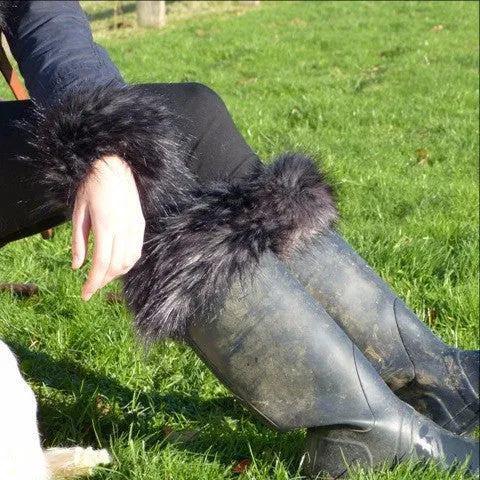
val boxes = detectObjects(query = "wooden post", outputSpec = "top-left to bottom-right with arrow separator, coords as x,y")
136,1 -> 166,28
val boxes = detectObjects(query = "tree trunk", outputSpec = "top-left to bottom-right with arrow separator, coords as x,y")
136,1 -> 166,28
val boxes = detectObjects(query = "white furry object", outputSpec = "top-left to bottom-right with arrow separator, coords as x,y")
0,340 -> 111,479
45,447 -> 112,478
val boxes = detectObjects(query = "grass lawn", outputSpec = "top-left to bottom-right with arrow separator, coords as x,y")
0,1 -> 478,478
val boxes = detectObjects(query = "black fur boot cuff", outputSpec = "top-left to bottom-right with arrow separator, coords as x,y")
124,153 -> 337,341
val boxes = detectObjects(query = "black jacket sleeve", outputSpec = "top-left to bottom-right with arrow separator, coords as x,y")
3,1 -> 197,220
4,0 -> 124,106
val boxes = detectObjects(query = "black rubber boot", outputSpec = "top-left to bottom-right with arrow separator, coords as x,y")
122,152 -> 477,477
187,252 -> 479,478
286,231 -> 479,436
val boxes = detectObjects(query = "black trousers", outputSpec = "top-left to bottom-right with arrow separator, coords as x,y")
0,83 -> 260,247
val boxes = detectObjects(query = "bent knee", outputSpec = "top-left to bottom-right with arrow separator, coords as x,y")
181,82 -> 228,116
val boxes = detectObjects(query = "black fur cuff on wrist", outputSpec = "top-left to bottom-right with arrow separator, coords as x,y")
21,83 -> 195,218
124,153 -> 337,341
21,83 -> 336,342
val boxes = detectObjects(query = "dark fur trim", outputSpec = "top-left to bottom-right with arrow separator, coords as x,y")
0,2 -> 9,32
20,84 -> 196,219
0,2 -> 19,35
124,153 -> 337,341
20,82 -> 336,342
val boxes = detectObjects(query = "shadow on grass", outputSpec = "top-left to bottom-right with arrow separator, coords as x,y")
6,340 -> 305,473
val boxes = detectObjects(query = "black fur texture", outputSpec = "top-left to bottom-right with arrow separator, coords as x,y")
0,2 -> 19,35
124,153 -> 337,341
0,2 -> 10,32
24,83 -> 336,341
21,84 -> 196,219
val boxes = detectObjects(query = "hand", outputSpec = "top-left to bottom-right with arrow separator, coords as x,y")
71,155 -> 145,301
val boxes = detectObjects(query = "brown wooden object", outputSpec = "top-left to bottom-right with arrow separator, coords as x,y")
0,43 -> 29,100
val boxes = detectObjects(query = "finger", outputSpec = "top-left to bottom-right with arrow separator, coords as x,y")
82,227 -> 114,301
71,201 -> 91,270
98,234 -> 129,292
100,223 -> 145,289
124,221 -> 145,269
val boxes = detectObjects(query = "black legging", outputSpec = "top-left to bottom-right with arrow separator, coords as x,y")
0,83 -> 260,247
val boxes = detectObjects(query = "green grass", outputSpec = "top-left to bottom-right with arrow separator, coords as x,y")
0,1 -> 478,478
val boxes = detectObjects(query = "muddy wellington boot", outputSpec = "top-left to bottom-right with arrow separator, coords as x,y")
122,154 -> 478,478
286,230 -> 479,436
187,252 -> 479,478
